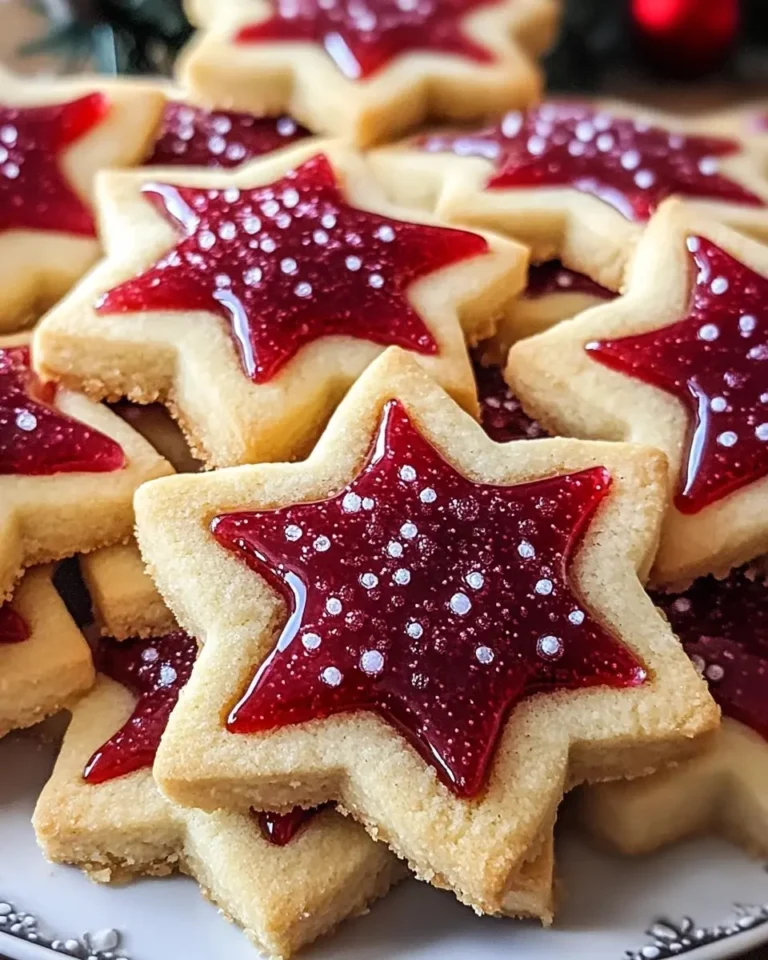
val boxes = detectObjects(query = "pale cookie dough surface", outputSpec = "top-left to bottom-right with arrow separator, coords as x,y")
34,141 -> 525,467
578,719 -> 768,859
1,334 -> 173,601
507,201 -> 768,587
0,566 -> 94,739
33,675 -> 405,958
134,348 -> 717,916
178,0 -> 558,146
0,67 -> 165,332
368,99 -> 768,292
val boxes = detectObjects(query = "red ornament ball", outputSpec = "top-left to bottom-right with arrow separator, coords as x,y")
631,0 -> 739,78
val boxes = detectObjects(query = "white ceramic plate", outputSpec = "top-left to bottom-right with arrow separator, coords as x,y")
3,724 -> 768,960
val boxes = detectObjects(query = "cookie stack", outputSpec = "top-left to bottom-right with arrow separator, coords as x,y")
0,0 -> 767,955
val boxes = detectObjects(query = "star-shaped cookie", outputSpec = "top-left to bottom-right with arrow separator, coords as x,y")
33,636 -> 405,958
178,0 -> 557,146
133,346 -> 716,915
579,561 -> 768,858
369,99 -> 768,291
0,67 -> 164,332
0,334 -> 172,601
508,201 -> 768,587
0,566 -> 93,739
34,141 -> 525,468
481,260 -> 615,365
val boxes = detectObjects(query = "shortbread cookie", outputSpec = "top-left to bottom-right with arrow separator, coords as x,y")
178,0 -> 557,146
698,102 -> 768,166
579,561 -> 768,857
508,201 -> 768,587
0,335 -> 172,601
481,261 -> 616,365
0,566 -> 94,738
0,67 -> 164,332
146,98 -> 312,168
134,347 -> 716,915
80,544 -> 175,641
369,100 -> 768,291
34,141 -> 525,467
33,633 -> 405,959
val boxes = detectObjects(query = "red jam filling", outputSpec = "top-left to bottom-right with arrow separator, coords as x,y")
145,103 -> 311,169
0,93 -> 108,237
524,260 -> 614,301
0,346 -> 124,476
211,400 -> 645,798
96,153 -> 487,384
0,604 -> 29,644
419,103 -> 764,221
256,807 -> 318,845
236,0 -> 496,80
651,563 -> 768,741
83,632 -> 196,784
587,237 -> 768,514
473,353 -> 548,442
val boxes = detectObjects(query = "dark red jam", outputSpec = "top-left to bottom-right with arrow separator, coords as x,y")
236,0 -> 497,80
0,93 -> 109,237
588,237 -> 768,514
652,563 -> 768,740
211,400 -> 645,798
473,354 -> 548,442
0,604 -> 29,644
256,807 -> 318,845
83,632 -> 196,784
0,346 -> 124,476
419,103 -> 764,221
145,102 -> 311,169
96,154 -> 487,383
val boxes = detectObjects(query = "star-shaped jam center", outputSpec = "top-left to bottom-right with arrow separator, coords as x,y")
145,102 -> 311,169
524,260 -> 614,301
96,153 -> 487,384
83,631 -> 197,784
473,353 -> 548,442
0,93 -> 108,237
0,604 -> 28,644
211,400 -> 645,798
419,103 -> 765,221
0,346 -> 125,476
587,237 -> 768,514
652,563 -> 768,740
236,0 -> 496,80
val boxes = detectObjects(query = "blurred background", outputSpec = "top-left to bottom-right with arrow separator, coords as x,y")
1,0 -> 767,112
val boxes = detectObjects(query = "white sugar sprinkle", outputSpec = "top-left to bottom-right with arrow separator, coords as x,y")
345,255 -> 362,271
537,635 -> 562,658
368,273 -> 384,289
450,592 -> 471,615
15,410 -> 37,431
326,597 -> 342,615
295,282 -> 313,298
400,522 -> 417,539
475,645 -> 494,664
342,492 -> 362,512
406,621 -> 423,638
313,535 -> 330,552
360,572 -> 379,589
535,578 -> 553,596
302,632 -> 321,650
399,465 -> 417,481
756,423 -> 768,441
360,650 -> 384,675
158,664 -> 177,687
321,666 -> 342,686
718,431 -> 738,447
710,396 -> 727,412
705,663 -> 724,681
244,267 -> 263,286
394,568 -> 411,585
223,187 -> 240,203
710,276 -> 728,295
376,225 -> 395,242
740,314 -> 757,335
285,524 -> 302,541
518,540 -> 535,559
387,541 -> 403,558
466,571 -> 484,590
698,323 -> 719,341
141,647 -> 158,662
281,257 -> 298,275
419,487 -> 437,503
568,609 -> 585,625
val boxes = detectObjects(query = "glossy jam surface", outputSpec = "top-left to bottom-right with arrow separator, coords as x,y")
420,103 -> 764,221
237,0 -> 496,80
0,604 -> 29,644
0,346 -> 124,476
652,563 -> 768,740
473,354 -> 548,442
524,260 -> 614,301
145,103 -> 310,169
0,93 -> 108,237
257,807 -> 318,845
587,237 -> 768,514
212,401 -> 644,798
97,154 -> 486,383
83,632 -> 196,784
